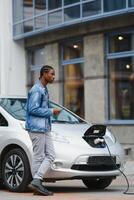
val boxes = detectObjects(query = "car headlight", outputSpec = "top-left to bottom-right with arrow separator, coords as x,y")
105,129 -> 116,143
51,131 -> 70,143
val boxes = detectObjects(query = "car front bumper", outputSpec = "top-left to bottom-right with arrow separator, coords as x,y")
45,156 -> 125,180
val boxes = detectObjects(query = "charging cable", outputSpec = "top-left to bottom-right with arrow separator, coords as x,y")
105,140 -> 134,195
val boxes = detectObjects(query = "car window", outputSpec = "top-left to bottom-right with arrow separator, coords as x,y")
0,98 -> 26,121
50,102 -> 86,124
0,113 -> 8,126
0,98 -> 86,124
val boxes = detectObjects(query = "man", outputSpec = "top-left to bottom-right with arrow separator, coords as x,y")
25,65 -> 61,195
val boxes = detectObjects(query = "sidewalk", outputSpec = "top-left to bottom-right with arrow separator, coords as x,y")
124,161 -> 134,175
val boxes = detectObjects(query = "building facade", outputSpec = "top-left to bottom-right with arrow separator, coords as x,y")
0,0 -> 134,158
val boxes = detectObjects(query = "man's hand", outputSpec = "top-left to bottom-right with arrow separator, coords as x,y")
53,108 -> 62,116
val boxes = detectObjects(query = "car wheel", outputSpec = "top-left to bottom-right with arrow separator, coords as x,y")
2,148 -> 32,192
82,178 -> 113,190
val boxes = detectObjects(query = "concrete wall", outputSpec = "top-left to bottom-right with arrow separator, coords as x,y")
108,126 -> 134,160
84,34 -> 105,123
0,0 -> 26,96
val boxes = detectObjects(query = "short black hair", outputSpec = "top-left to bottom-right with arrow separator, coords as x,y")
40,65 -> 54,77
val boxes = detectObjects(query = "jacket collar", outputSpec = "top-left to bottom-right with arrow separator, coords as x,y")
36,79 -> 47,89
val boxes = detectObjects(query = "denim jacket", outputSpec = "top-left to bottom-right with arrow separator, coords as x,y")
25,80 -> 53,133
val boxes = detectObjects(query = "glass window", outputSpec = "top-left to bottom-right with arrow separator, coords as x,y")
63,64 -> 84,118
31,48 -> 45,85
35,0 -> 46,15
24,20 -> 33,33
64,0 -> 80,6
33,48 -> 45,66
0,113 -> 8,126
109,33 -> 134,53
50,102 -> 85,123
64,5 -> 80,22
13,23 -> 23,35
0,98 -> 26,121
129,0 -> 134,7
83,0 -> 101,17
23,0 -> 33,19
35,15 -> 46,30
61,39 -> 84,118
108,57 -> 134,120
48,10 -> 62,26
63,41 -> 83,60
13,0 -> 23,22
48,0 -> 62,10
27,48 -> 45,87
0,98 -> 86,124
104,0 -> 126,12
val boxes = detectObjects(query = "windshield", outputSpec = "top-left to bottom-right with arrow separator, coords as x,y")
50,102 -> 86,124
0,98 -> 86,124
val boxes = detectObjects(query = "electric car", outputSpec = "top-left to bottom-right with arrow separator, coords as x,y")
0,97 -> 125,192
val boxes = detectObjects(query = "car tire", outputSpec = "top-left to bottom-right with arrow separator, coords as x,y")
82,178 -> 113,190
2,148 -> 32,192
0,180 -> 5,189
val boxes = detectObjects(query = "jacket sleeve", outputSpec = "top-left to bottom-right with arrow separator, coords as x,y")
28,91 -> 53,118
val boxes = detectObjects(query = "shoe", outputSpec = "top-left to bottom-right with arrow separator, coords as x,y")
33,189 -> 53,196
29,178 -> 53,196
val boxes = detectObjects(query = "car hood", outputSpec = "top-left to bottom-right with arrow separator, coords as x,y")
52,123 -> 90,138
20,121 -> 114,144
20,120 -> 90,139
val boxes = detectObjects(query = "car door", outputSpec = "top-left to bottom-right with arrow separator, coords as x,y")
0,111 -> 9,153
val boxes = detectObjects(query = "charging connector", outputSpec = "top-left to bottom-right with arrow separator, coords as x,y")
94,138 -> 104,145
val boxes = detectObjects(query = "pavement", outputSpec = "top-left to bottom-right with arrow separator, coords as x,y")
124,160 -> 134,175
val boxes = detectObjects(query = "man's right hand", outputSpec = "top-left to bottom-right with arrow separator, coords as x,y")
53,108 -> 62,116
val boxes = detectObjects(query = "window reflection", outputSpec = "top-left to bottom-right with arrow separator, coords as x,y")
35,0 -> 46,15
48,0 -> 62,10
23,0 -> 33,19
0,99 -> 26,121
24,20 -> 33,33
63,41 -> 83,60
64,64 -> 84,118
50,102 -> 85,124
64,5 -> 80,22
129,0 -> 134,7
109,57 -> 134,119
109,33 -> 134,53
64,0 -> 80,6
27,48 -> 45,87
13,0 -> 23,22
35,15 -> 46,30
31,70 -> 40,85
104,0 -> 126,12
13,23 -> 23,35
48,10 -> 62,26
83,0 -> 101,17
13,0 -> 134,37
62,40 -> 84,117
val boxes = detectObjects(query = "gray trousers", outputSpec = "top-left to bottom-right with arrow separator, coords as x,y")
28,132 -> 55,180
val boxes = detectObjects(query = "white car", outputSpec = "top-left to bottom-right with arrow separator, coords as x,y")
0,97 -> 125,192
